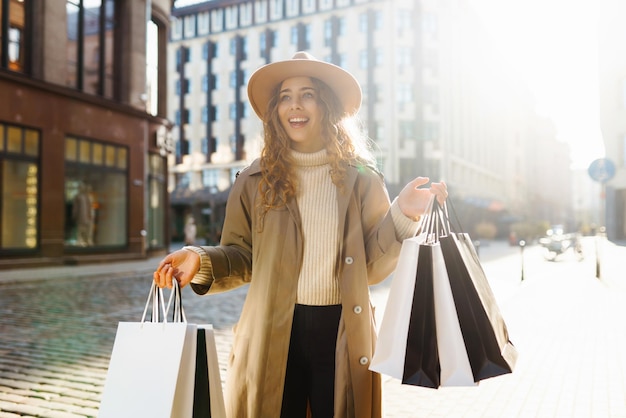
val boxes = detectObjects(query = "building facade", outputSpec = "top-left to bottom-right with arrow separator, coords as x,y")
598,0 -> 626,240
168,0 -> 572,242
0,0 -> 174,268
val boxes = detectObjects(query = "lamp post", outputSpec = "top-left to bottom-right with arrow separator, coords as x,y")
587,158 -> 615,280
519,239 -> 526,281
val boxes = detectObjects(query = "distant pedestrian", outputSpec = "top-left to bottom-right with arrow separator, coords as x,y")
183,215 -> 196,245
154,52 -> 447,418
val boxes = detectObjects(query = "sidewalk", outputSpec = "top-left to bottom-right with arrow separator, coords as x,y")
0,243 -> 189,285
0,238 -> 625,417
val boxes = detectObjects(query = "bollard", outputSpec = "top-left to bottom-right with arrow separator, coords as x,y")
519,239 -> 526,281
595,227 -> 606,279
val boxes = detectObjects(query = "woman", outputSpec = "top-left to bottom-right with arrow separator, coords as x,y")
153,52 -> 447,418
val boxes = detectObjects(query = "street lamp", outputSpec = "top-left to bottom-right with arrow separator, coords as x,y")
519,240 -> 526,282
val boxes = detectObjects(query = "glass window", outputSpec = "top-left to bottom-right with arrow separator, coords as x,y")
286,0 -> 298,17
270,0 -> 283,20
184,14 -> 196,38
290,26 -> 298,44
171,17 -> 182,40
255,0 -> 267,23
324,19 -> 332,45
7,126 -> 22,153
359,13 -> 367,32
24,129 -> 39,156
359,50 -> 368,69
1,0 -> 28,72
240,2 -> 252,26
338,17 -> 346,36
146,20 -> 159,116
147,153 -> 165,248
65,0 -> 116,98
225,5 -> 238,30
2,161 -> 38,249
0,123 -> 40,251
92,142 -> 103,165
66,137 -> 77,160
64,137 -> 128,248
320,0 -> 332,10
79,139 -> 91,163
198,11 -> 209,35
211,9 -> 223,32
303,0 -> 315,13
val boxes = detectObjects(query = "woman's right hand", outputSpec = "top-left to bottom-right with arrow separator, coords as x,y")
153,249 -> 200,289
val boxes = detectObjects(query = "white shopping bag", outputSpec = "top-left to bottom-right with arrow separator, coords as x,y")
99,321 -> 196,418
369,233 -> 426,379
432,244 -> 476,386
99,282 -> 225,418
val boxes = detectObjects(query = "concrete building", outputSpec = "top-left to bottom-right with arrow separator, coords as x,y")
168,0 -> 572,242
598,0 -> 626,240
0,0 -> 174,268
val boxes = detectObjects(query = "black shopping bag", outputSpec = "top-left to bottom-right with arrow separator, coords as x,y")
401,243 -> 441,388
439,221 -> 517,382
194,328 -> 212,417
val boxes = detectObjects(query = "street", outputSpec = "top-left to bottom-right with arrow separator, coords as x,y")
0,237 -> 625,417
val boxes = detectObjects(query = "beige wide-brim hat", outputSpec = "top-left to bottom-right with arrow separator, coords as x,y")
247,51 -> 362,119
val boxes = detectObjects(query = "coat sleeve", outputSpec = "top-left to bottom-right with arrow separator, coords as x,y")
190,168 -> 256,295
357,167 -> 410,286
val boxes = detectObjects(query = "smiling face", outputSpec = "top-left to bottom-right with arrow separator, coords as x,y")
277,76 -> 324,153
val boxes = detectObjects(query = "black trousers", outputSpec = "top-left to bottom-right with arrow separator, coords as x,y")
281,304 -> 342,418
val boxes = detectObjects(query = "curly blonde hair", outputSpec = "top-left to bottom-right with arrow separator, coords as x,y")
257,77 -> 375,223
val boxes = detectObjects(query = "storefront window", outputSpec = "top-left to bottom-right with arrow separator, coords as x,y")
64,136 -> 127,248
147,153 -> 166,248
0,123 -> 40,250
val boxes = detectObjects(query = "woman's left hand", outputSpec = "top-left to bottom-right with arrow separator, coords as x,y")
397,177 -> 448,220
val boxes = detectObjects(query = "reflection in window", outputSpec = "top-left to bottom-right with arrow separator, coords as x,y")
0,123 -> 40,250
148,154 -> 165,248
1,0 -> 28,72
66,0 -> 116,97
146,20 -> 159,116
64,136 -> 127,248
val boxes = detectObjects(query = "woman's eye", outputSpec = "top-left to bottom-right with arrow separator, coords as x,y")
303,92 -> 314,99
280,95 -> 290,102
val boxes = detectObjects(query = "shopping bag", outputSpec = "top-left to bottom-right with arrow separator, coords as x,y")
432,243 -> 476,386
99,281 -> 226,418
99,282 -> 194,418
440,230 -> 517,381
369,233 -> 426,379
370,195 -> 436,379
372,197 -> 516,388
401,242 -> 440,388
194,325 -> 227,418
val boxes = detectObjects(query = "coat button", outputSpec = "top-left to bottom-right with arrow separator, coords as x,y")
359,356 -> 369,365
345,256 -> 354,264
353,305 -> 362,314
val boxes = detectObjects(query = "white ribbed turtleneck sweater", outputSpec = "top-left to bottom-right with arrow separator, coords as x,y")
291,149 -> 341,305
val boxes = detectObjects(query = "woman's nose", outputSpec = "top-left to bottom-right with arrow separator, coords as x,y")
290,97 -> 302,109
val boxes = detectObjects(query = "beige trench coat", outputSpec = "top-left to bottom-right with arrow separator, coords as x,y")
192,158 -> 405,418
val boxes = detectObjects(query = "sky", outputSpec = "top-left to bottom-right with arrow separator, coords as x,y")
468,0 -> 606,169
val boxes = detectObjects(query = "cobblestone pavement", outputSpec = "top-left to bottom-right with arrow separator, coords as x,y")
0,238 -> 625,417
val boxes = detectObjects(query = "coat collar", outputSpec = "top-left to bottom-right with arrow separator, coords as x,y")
241,157 -> 378,227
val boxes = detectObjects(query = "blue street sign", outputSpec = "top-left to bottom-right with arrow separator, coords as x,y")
588,158 -> 616,183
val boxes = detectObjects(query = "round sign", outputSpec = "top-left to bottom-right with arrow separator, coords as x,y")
588,158 -> 616,183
